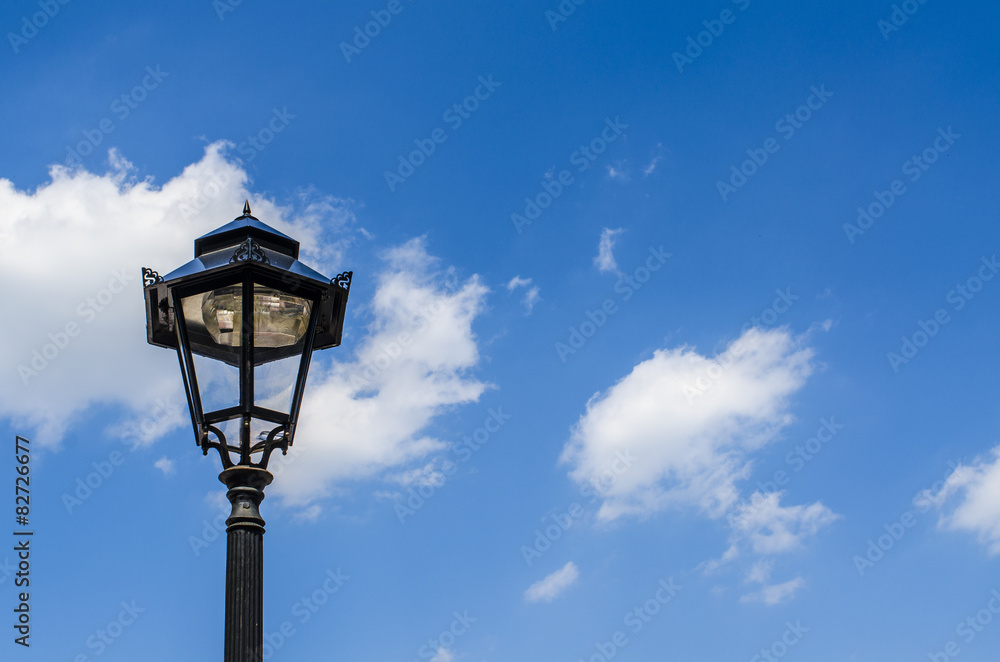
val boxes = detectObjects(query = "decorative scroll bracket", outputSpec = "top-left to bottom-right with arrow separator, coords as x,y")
230,239 -> 270,265
201,423 -> 290,471
332,271 -> 353,293
142,267 -> 163,287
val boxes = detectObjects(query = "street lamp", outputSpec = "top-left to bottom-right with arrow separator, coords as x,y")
142,202 -> 351,662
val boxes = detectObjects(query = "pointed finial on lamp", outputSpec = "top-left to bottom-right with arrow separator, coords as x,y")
242,200 -> 252,217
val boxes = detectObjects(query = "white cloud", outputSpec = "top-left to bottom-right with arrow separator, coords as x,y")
700,544 -> 740,576
739,552 -> 810,606
524,561 -> 579,603
562,327 -> 834,601
643,156 -> 662,177
923,446 -> 1000,554
507,276 -> 531,291
561,327 -> 814,521
740,577 -> 806,605
594,228 -> 624,275
730,491 -> 839,555
387,462 -> 446,489
507,275 -> 541,314
154,457 -> 175,475
0,144 -> 492,512
521,287 -> 541,313
430,648 -> 454,662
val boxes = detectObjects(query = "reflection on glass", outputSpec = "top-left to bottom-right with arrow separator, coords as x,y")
184,284 -> 312,348
254,354 -> 299,415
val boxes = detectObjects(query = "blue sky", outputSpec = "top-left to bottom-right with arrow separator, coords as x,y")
3,0 -> 1000,660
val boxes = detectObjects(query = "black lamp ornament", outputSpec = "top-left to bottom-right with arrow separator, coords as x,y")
143,202 -> 351,662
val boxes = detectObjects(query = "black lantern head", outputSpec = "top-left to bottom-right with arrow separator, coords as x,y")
143,203 -> 351,469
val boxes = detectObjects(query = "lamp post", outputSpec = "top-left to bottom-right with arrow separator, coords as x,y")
142,202 -> 351,662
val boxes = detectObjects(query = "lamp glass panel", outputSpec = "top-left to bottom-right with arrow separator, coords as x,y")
180,289 -> 239,365
249,284 -> 312,349
178,281 -> 312,420
180,284 -> 312,357
252,280 -> 313,417
200,285 -> 241,345
178,289 -> 239,415
191,354 -> 240,414
254,354 -> 300,416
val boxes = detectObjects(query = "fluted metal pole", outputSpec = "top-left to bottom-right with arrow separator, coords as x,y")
219,466 -> 273,662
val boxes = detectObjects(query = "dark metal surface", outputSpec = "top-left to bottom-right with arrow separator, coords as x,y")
220,466 -> 273,662
171,288 -> 205,438
194,202 -> 300,260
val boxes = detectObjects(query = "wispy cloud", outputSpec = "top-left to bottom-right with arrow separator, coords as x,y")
387,462 -> 446,489
607,164 -> 629,181
644,143 -> 664,177
292,504 -> 323,523
507,276 -> 531,291
524,561 -> 579,603
430,648 -> 454,662
744,559 -> 773,584
507,275 -> 541,314
594,228 -> 624,275
521,286 -> 541,313
154,457 -> 175,475
729,491 -> 838,556
740,577 -> 806,605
